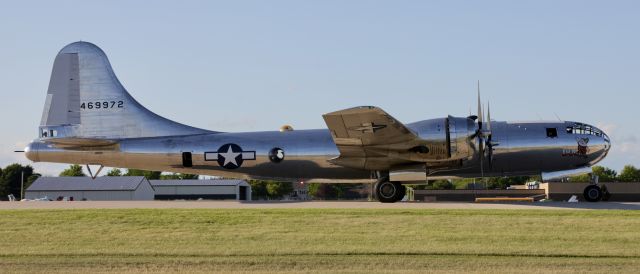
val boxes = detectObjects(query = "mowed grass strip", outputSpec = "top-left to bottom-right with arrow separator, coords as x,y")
1,209 -> 640,273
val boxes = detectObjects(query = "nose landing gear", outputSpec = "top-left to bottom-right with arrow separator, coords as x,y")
582,175 -> 611,202
374,177 -> 406,203
583,185 -> 603,202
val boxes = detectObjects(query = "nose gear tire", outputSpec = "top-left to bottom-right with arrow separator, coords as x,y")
583,185 -> 603,202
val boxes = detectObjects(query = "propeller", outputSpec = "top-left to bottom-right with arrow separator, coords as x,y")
475,82 -> 485,181
474,81 -> 496,181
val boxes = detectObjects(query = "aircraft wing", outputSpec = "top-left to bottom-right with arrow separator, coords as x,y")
322,106 -> 421,170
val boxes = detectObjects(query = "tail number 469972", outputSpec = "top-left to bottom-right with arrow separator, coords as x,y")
80,101 -> 124,110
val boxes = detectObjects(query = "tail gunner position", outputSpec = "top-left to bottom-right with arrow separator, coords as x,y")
23,42 -> 611,202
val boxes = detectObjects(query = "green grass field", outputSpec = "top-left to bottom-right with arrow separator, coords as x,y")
1,209 -> 640,273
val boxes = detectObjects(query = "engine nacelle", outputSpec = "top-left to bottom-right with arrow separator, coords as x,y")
409,116 -> 476,161
447,116 -> 476,161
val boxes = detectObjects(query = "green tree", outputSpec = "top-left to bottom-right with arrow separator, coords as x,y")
178,173 -> 199,180
248,180 -> 268,199
124,169 -> 161,180
409,184 -> 428,190
266,181 -> 293,199
331,184 -> 349,199
307,183 -> 321,198
0,164 -> 35,199
431,180 -> 454,190
307,183 -> 353,200
484,176 -> 533,189
59,164 -> 86,177
569,173 -> 591,183
27,174 -> 41,186
159,173 -> 199,180
106,168 -> 122,176
570,166 -> 621,182
619,165 -> 640,182
592,166 -> 617,182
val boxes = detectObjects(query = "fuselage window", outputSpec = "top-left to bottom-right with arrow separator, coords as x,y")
546,128 -> 558,138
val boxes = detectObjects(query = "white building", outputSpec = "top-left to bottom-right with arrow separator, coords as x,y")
26,176 -> 155,201
150,179 -> 251,201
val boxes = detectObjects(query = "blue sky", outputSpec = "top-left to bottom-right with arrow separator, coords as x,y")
0,0 -> 638,176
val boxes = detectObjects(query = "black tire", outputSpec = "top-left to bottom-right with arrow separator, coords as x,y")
583,185 -> 603,202
397,184 -> 407,201
372,176 -> 387,201
375,178 -> 400,203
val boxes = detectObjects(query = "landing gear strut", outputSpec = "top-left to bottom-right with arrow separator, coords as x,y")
374,177 -> 406,203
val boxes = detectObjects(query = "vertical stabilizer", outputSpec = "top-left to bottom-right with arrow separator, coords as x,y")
39,42 -> 211,139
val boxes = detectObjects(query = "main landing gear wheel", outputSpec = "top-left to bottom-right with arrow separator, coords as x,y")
583,185 -> 603,202
375,178 -> 406,203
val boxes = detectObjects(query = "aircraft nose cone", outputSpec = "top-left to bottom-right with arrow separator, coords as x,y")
588,131 -> 611,166
603,133 -> 611,153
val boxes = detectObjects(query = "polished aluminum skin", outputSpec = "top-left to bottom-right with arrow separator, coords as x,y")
25,42 -> 611,183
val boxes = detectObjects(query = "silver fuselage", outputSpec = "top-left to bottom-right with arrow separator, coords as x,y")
24,42 -> 611,182
26,119 -> 610,183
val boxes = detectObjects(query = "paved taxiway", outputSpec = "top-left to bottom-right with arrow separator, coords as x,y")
1,201 -> 640,210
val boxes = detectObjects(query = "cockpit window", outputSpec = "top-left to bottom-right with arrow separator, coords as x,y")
566,123 -> 603,137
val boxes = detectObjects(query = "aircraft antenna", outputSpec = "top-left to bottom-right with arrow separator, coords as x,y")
554,112 -> 562,121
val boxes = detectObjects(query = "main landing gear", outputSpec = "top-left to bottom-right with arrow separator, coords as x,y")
375,177 -> 406,203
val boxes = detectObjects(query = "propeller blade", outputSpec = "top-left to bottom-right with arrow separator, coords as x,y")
477,80 -> 483,124
482,104 -> 486,130
485,102 -> 494,169
487,101 -> 491,132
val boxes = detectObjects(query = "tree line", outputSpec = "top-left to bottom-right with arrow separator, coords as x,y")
247,180 -> 294,200
568,165 -> 640,183
58,164 -> 199,180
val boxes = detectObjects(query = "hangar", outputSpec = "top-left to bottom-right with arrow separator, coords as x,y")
25,176 -> 155,201
150,179 -> 251,201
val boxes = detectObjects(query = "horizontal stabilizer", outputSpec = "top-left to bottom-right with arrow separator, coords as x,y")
45,137 -> 118,148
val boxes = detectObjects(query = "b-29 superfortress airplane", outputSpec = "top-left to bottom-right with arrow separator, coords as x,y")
23,42 -> 611,202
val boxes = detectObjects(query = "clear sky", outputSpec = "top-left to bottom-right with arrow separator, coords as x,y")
1,0 -> 638,176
